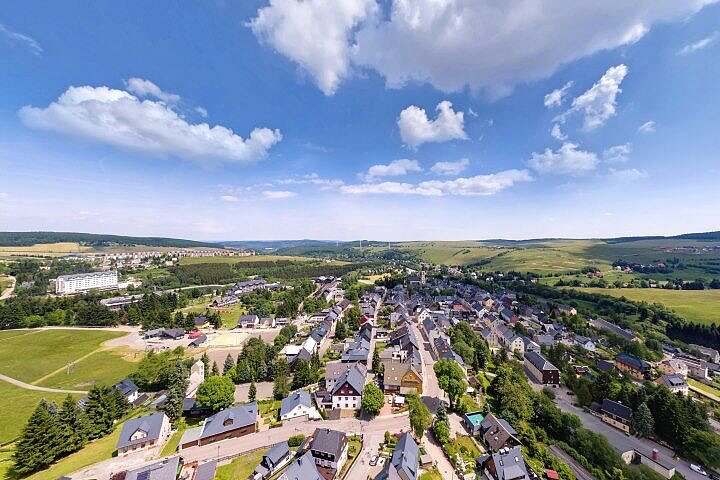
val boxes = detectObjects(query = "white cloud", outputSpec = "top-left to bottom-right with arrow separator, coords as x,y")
124,78 -> 180,103
263,190 -> 297,199
467,108 -> 479,118
609,167 -> 647,181
544,81 -> 573,108
603,143 -> 632,163
430,158 -> 470,176
0,192 -> 7,199
528,142 -> 599,176
220,195 -> 239,202
638,121 -> 656,134
277,173 -> 344,189
678,32 -> 718,54
364,159 -> 422,180
250,0 -> 714,96
398,101 -> 467,148
550,124 -> 568,141
341,168 -> 531,196
19,84 -> 282,164
0,23 -> 42,56
558,64 -> 628,130
196,106 -> 208,118
248,0 -> 377,95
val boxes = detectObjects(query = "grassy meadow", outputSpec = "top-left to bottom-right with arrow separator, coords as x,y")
178,254 -> 321,265
0,242 -> 94,257
0,381 -> 74,444
578,288 -> 720,325
0,330 -> 127,384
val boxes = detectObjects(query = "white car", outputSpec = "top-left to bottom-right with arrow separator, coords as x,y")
691,464 -> 708,476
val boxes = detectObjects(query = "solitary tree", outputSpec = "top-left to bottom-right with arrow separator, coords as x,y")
361,383 -> 384,415
633,402 -> 655,438
223,354 -> 235,375
273,373 -> 290,400
196,375 -> 235,413
249,380 -> 257,402
201,352 -> 210,379
408,394 -> 432,439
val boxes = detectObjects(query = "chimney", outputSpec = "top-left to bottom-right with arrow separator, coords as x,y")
652,449 -> 659,461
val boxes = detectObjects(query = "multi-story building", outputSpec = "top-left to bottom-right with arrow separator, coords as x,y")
523,351 -> 560,386
56,270 -> 118,295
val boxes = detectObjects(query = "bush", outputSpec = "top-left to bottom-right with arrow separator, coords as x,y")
288,434 -> 306,447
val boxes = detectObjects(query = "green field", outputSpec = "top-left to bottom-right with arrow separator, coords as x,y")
385,241 -> 506,266
0,381 -> 74,444
38,348 -> 139,390
179,254 -> 320,265
0,330 -> 127,384
578,288 -> 720,325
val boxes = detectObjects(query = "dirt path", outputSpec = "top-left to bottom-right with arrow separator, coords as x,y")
0,275 -> 16,300
0,372 -> 87,394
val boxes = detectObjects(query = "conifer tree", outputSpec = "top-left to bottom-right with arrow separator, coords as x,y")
162,360 -> 189,421
223,353 -> 235,375
13,399 -> 62,474
85,385 -> 117,439
211,361 -> 220,376
201,352 -> 210,379
57,395 -> 90,455
249,380 -> 257,402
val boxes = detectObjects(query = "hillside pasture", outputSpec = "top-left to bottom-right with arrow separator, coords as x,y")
577,288 -> 720,326
178,254 -> 321,265
37,348 -> 139,390
390,241 -> 507,265
0,381 -> 73,444
0,242 -> 93,257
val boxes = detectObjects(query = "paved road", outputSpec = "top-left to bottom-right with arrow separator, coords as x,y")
0,372 -> 87,394
553,386 -> 707,480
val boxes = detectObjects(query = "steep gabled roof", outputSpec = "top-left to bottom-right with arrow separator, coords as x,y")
200,403 -> 257,440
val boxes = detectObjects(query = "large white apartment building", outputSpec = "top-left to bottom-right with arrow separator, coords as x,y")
56,270 -> 118,295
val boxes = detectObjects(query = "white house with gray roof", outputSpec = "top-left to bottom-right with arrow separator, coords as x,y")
116,412 -> 171,455
280,390 -> 321,421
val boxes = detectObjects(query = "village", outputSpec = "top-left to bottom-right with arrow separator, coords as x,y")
34,268 -> 716,480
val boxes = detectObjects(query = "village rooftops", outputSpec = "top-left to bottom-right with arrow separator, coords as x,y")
200,402 -> 257,440
280,390 -> 313,417
116,412 -> 167,451
601,398 -> 633,422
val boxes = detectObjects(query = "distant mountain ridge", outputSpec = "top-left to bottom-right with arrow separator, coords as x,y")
0,232 -> 220,248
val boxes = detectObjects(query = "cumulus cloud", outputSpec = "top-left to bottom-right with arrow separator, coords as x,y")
262,190 -> 297,199
18,84 -> 282,164
398,101 -> 467,148
544,81 -> 573,108
550,124 -> 568,141
528,142 -> 599,176
220,195 -> 239,202
609,167 -> 647,181
364,159 -> 421,180
558,64 -> 628,130
678,32 -> 717,54
341,169 -> 531,196
638,121 -> 656,134
0,23 -> 42,56
250,0 -> 713,96
124,78 -> 180,103
430,158 -> 470,176
248,0 -> 377,95
603,143 -> 632,163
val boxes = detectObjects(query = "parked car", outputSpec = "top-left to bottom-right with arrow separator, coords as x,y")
691,464 -> 708,476
369,455 -> 378,466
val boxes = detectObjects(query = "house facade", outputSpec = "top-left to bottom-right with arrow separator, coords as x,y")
600,398 -> 633,433
116,412 -> 171,455
523,351 -> 560,386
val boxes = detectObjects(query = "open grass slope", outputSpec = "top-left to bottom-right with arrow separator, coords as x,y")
393,238 -> 720,279
578,288 -> 720,326
37,348 -> 139,390
0,330 -> 127,384
0,381 -> 73,444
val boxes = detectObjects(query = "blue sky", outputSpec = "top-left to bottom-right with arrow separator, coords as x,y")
1,1 -> 719,241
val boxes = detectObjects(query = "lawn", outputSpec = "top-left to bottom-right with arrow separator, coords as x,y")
214,449 -> 267,480
443,435 -> 480,474
0,381 -> 73,444
419,469 -> 443,480
161,418 -> 203,456
0,329 -> 127,384
577,288 -> 720,325
37,348 -> 139,390
339,436 -> 362,478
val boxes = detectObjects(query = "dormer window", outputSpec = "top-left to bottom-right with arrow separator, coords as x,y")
223,418 -> 234,427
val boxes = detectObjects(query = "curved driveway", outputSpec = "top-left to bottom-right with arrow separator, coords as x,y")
0,372 -> 87,395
